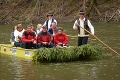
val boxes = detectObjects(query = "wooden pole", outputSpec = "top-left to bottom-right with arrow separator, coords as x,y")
67,35 -> 96,40
78,25 -> 119,55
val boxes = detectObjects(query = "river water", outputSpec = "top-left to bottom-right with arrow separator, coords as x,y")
0,22 -> 120,80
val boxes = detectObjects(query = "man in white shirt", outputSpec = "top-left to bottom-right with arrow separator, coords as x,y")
73,10 -> 94,46
14,24 -> 25,47
43,13 -> 57,30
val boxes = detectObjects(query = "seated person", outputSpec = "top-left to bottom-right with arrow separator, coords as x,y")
36,24 -> 43,35
14,24 -> 25,47
30,23 -> 37,33
37,27 -> 54,48
21,25 -> 37,49
10,28 -> 15,46
54,27 -> 68,47
48,22 -> 58,35
48,22 -> 58,44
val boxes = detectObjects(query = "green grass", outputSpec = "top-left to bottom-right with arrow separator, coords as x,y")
32,44 -> 104,62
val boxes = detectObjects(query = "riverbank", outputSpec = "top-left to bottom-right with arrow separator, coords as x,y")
0,0 -> 120,24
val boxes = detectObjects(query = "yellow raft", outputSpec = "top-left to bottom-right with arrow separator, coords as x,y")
0,44 -> 35,59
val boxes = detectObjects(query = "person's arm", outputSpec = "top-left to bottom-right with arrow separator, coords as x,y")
47,35 -> 52,44
14,30 -> 18,38
50,34 -> 53,42
87,20 -> 94,35
73,20 -> 78,29
43,21 -> 46,27
37,36 -> 40,43
14,30 -> 19,41
63,33 -> 68,45
54,34 -> 59,44
33,35 -> 37,44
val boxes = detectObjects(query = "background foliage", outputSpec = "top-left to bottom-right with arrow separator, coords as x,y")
0,0 -> 120,24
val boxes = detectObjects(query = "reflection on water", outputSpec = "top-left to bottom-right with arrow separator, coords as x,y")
0,22 -> 120,80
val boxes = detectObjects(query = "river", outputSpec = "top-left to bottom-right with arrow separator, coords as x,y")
0,22 -> 120,80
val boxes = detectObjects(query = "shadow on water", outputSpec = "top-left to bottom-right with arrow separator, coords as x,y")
0,22 -> 120,80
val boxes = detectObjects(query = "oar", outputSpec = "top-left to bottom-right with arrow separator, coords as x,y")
67,35 -> 96,40
78,25 -> 119,55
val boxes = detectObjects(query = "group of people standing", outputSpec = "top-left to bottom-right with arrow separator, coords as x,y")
10,10 -> 94,49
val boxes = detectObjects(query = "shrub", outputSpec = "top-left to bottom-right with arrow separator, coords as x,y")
32,44 -> 104,62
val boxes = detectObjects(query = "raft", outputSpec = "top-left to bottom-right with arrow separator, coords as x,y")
0,44 -> 104,62
0,44 -> 35,59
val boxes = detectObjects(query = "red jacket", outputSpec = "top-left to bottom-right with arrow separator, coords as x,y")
54,32 -> 68,45
22,30 -> 37,43
37,32 -> 51,43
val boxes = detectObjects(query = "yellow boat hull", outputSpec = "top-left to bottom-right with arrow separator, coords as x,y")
0,44 -> 35,59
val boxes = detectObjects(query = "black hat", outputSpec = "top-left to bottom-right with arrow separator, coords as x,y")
79,10 -> 85,15
47,13 -> 53,17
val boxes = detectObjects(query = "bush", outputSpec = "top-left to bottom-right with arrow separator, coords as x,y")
32,44 -> 104,62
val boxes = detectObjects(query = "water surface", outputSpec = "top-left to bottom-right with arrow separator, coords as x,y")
0,22 -> 120,80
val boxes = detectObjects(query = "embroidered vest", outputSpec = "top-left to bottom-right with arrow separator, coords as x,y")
77,18 -> 90,35
46,18 -> 54,30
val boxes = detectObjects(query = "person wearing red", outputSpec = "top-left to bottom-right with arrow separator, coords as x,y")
37,27 -> 54,48
21,25 -> 37,49
54,27 -> 68,47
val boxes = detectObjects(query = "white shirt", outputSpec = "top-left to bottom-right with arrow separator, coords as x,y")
14,29 -> 25,42
43,18 -> 57,29
73,18 -> 94,37
36,28 -> 42,35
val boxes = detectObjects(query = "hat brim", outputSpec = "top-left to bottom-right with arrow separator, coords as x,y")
79,12 -> 85,15
47,14 -> 53,17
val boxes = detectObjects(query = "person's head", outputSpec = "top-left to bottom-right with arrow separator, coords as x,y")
42,26 -> 47,32
79,10 -> 85,20
37,24 -> 42,30
51,22 -> 57,29
30,23 -> 34,30
47,13 -> 53,19
17,24 -> 23,32
27,25 -> 32,32
58,27 -> 63,34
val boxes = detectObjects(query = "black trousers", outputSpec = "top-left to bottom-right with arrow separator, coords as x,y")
78,36 -> 89,46
22,42 -> 37,49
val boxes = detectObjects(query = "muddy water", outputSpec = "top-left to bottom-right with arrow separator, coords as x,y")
0,22 -> 120,80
